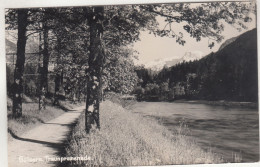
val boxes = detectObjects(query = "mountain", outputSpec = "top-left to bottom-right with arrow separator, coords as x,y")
144,30 -> 250,72
179,51 -> 204,63
5,35 -> 39,54
5,37 -> 39,65
144,57 -> 180,71
144,51 -> 205,71
156,28 -> 257,102
5,38 -> 16,54
218,36 -> 238,51
204,28 -> 258,101
5,39 -> 17,64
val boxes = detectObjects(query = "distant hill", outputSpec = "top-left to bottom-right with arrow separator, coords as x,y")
202,28 -> 258,101
156,28 -> 258,102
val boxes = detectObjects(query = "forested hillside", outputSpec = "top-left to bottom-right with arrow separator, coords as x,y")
135,28 -> 258,102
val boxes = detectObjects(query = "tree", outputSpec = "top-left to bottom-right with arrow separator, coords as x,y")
81,5 -> 157,132
83,7 -> 104,133
159,81 -> 169,100
12,9 -> 28,117
141,2 -> 254,46
102,48 -> 138,95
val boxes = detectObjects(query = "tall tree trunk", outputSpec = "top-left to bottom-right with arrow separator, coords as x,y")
53,73 -> 61,105
12,9 -> 28,118
42,25 -> 49,90
39,22 -> 49,110
53,36 -> 61,105
85,7 -> 104,133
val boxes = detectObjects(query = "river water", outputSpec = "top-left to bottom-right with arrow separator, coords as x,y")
130,102 -> 259,163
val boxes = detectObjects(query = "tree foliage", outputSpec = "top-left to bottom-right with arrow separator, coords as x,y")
140,2 -> 254,46
102,48 -> 138,94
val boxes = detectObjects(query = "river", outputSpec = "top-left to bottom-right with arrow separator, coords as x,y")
130,101 -> 259,163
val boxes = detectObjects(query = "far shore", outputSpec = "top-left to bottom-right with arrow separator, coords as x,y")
173,99 -> 258,109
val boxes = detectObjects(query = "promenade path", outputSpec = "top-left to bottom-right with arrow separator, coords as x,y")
8,106 -> 85,167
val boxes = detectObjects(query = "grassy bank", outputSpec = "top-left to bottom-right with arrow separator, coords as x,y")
65,101 -> 223,166
7,96 -> 83,141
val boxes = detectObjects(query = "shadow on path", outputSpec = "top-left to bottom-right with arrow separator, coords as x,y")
56,104 -> 80,112
8,115 -> 81,167
43,123 -> 71,126
8,128 -> 63,149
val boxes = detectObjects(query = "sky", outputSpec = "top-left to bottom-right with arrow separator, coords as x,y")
133,6 -> 256,65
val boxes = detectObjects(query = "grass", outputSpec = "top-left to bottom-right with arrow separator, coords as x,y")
104,92 -> 136,108
7,96 -> 83,141
65,100 -> 223,166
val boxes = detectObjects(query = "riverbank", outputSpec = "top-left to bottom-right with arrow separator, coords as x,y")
173,100 -> 258,109
65,101 -> 223,166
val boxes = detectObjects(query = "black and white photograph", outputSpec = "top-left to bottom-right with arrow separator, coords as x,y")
2,0 -> 259,166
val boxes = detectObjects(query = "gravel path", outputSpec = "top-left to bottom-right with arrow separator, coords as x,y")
8,106 -> 85,167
